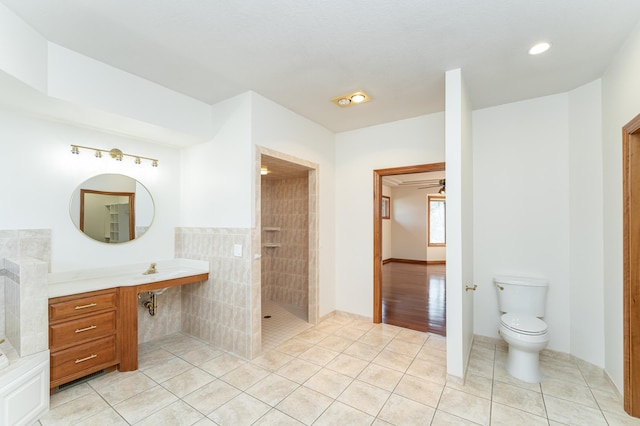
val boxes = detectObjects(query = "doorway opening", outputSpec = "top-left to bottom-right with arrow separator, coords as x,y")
373,162 -> 446,335
255,147 -> 319,354
623,113 -> 640,417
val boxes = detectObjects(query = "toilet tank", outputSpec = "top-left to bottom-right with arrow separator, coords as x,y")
494,275 -> 548,317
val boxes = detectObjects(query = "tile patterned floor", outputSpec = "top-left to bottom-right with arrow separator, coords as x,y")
36,311 -> 640,425
261,300 -> 311,352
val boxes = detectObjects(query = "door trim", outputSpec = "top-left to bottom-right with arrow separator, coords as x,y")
623,113 -> 640,416
373,162 -> 446,323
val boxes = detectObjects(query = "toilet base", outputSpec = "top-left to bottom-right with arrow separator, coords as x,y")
506,346 -> 543,383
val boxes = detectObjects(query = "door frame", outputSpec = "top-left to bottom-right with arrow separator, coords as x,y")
373,162 -> 446,323
623,113 -> 640,416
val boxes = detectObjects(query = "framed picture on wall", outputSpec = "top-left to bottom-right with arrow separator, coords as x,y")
382,196 -> 390,219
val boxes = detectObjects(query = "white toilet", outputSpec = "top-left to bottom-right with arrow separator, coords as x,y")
494,275 -> 550,383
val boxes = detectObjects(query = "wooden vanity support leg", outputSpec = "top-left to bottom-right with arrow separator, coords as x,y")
118,286 -> 139,371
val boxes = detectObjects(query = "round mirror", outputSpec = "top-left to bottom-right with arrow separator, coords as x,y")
70,174 -> 154,243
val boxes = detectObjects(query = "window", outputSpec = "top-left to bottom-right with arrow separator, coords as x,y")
428,195 -> 446,246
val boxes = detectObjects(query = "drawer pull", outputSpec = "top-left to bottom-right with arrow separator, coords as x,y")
75,354 -> 97,364
74,303 -> 97,310
75,325 -> 97,333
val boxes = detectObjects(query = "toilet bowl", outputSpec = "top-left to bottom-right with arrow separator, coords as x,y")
499,313 -> 549,382
494,275 -> 549,383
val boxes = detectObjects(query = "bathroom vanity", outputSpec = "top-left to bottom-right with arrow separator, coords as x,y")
48,288 -> 118,389
47,259 -> 208,391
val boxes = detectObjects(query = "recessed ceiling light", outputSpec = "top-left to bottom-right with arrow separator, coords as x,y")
331,90 -> 371,108
529,42 -> 551,55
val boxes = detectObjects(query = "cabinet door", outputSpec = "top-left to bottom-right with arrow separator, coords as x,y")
50,311 -> 116,349
49,290 -> 116,321
50,335 -> 117,383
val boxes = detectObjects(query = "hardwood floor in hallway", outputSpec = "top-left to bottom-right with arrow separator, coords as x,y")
382,262 -> 446,336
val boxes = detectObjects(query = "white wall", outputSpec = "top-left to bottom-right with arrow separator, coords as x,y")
445,68 -> 474,379
0,2 -> 47,92
335,113 -> 445,317
180,93 -> 253,228
472,93 -> 571,353
568,80 -> 605,367
601,18 -> 640,391
0,108 -> 181,272
389,186 -> 428,261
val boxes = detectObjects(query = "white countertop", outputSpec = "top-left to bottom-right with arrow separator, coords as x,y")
48,258 -> 209,298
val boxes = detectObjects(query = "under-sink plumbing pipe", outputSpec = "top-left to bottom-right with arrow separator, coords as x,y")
139,291 -> 157,316
138,288 -> 169,316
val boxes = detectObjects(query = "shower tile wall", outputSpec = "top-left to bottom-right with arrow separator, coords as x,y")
0,229 -> 51,339
261,176 -> 309,309
176,227 -> 255,359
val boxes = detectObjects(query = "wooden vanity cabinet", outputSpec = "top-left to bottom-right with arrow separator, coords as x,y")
48,288 -> 119,390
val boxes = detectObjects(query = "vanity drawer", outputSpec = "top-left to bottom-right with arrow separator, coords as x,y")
49,289 -> 117,321
50,335 -> 117,383
50,311 -> 116,349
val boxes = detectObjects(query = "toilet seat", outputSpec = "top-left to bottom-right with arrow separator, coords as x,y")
500,313 -> 547,336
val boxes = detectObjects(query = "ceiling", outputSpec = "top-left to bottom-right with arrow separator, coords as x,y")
383,171 -> 446,192
260,155 -> 310,181
2,1 -> 640,133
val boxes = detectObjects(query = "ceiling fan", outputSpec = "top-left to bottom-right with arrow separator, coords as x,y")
418,179 -> 446,194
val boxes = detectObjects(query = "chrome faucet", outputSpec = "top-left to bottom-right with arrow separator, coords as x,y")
142,262 -> 158,275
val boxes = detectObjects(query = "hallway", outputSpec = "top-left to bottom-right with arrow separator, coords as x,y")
382,262 -> 446,335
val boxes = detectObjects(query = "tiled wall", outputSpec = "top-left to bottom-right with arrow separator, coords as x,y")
138,286 -> 182,343
176,227 -> 255,359
4,257 -> 49,356
0,229 -> 51,339
261,176 -> 309,309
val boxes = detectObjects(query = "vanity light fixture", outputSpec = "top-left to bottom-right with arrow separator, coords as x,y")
331,90 -> 372,108
70,144 -> 158,167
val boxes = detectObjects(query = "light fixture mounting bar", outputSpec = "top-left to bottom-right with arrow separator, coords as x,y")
70,144 -> 158,167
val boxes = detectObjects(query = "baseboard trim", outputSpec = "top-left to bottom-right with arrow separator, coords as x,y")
382,258 -> 446,265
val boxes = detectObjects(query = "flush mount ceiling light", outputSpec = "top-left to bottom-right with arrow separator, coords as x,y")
331,90 -> 371,108
70,144 -> 158,167
528,41 -> 551,55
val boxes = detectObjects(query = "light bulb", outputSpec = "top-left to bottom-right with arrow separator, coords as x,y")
529,42 -> 551,55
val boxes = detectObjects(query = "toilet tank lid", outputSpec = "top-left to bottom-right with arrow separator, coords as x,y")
494,275 -> 548,287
